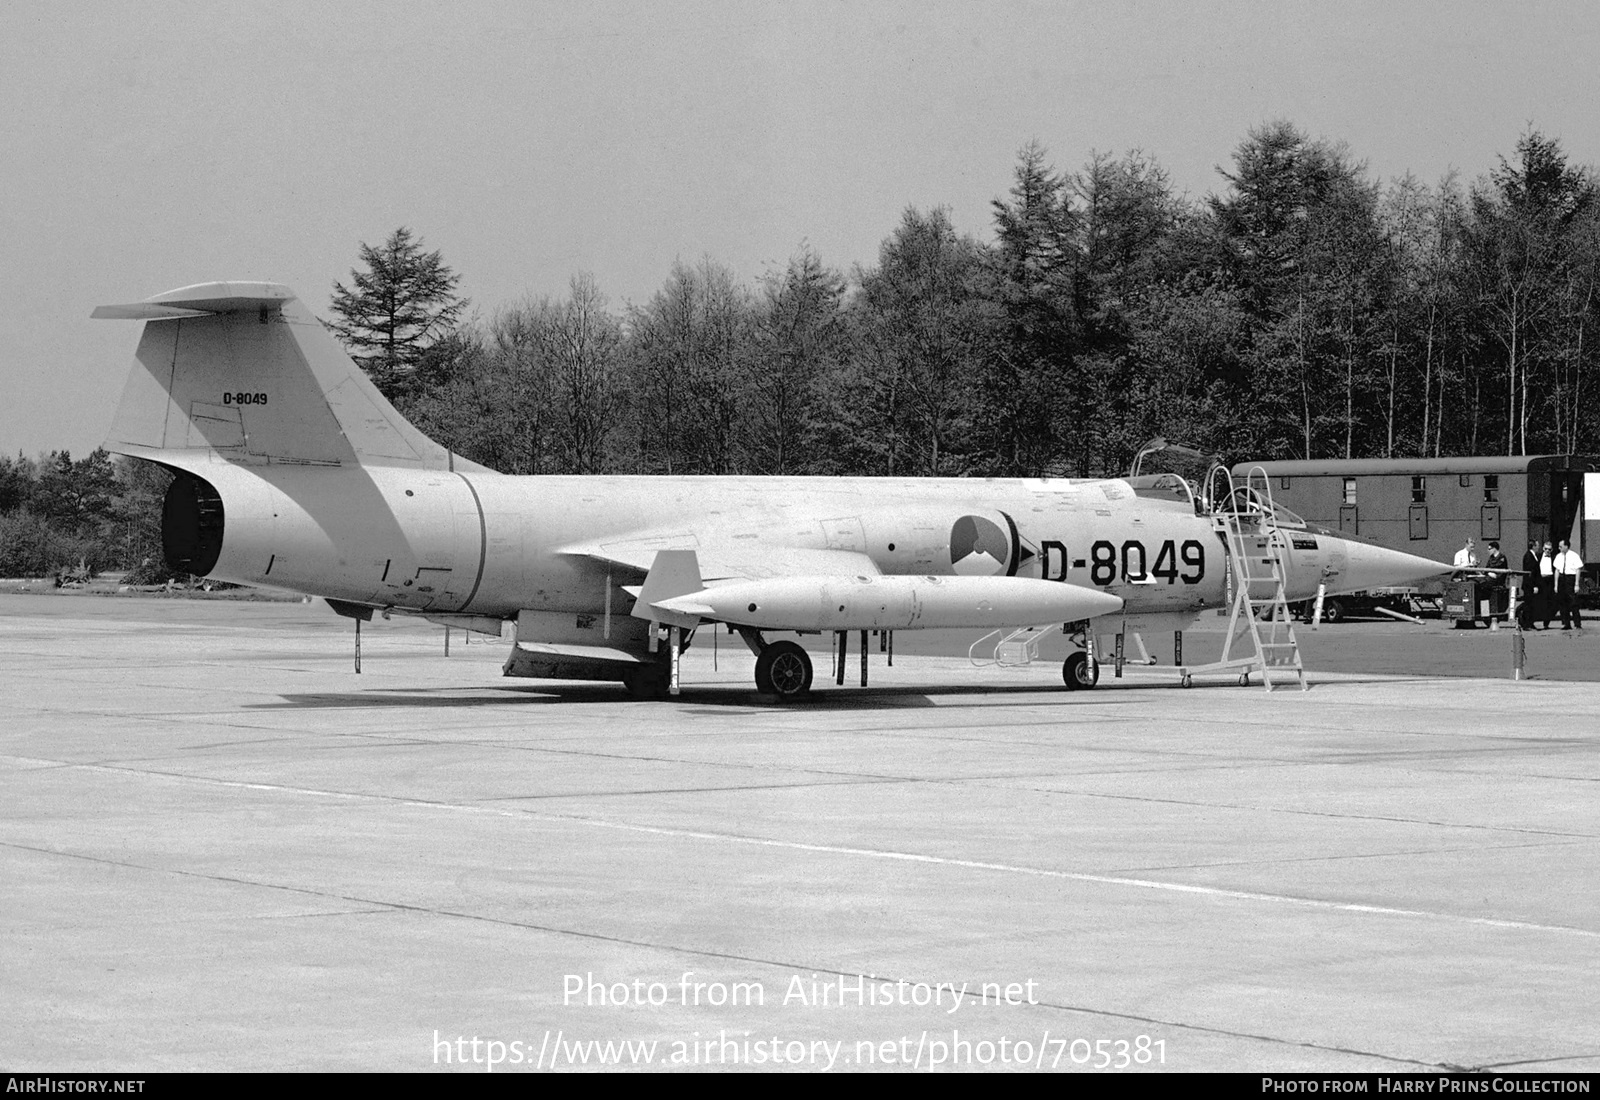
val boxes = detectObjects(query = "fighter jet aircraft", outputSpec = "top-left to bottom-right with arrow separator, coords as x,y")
95,282 -> 1449,698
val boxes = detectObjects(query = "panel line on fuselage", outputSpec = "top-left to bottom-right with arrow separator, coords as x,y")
456,472 -> 489,612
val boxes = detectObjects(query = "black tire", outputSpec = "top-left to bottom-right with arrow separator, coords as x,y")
1320,598 -> 1345,624
622,664 -> 670,700
1062,650 -> 1100,690
755,640 -> 813,700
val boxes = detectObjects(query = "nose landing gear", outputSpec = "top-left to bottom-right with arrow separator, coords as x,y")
1062,649 -> 1100,690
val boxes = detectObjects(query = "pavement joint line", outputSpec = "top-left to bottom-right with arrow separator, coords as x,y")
12,756 -> 1599,942
237,907 -> 399,921
1015,1000 -> 1445,1072
17,744 -> 1577,841
528,813 -> 1600,940
1473,1051 -> 1600,1071
8,725 -> 1593,821
11,728 -> 969,786
306,710 -> 1577,755
139,743 -> 933,788
3,749 -> 921,798
2,750 -> 928,804
1113,835 -> 1589,875
439,741 -> 925,781
0,837 -> 1448,1072
989,784 -> 1600,840
479,777 -> 912,802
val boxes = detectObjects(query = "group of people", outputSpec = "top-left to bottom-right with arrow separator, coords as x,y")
1455,535 -> 1584,629
1512,538 -> 1586,631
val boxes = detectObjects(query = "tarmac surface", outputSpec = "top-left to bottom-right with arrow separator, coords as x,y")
2,592 -> 1597,1073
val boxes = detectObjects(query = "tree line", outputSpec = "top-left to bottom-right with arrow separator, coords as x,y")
5,121 -> 1598,578
0,450 -> 169,580
365,123 -> 1600,479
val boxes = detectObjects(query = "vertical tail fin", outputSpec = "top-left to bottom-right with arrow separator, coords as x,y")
95,281 -> 483,471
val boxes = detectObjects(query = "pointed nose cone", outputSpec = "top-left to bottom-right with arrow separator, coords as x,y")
1336,540 -> 1453,593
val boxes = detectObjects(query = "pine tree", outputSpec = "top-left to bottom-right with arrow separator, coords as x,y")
328,227 -> 466,395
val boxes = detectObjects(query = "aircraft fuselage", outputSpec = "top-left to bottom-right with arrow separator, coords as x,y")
184,461 -> 1390,624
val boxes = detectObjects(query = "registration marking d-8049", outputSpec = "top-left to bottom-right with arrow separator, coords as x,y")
1088,538 -> 1204,585
1037,538 -> 1205,585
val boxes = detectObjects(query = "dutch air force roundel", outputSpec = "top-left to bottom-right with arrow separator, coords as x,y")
950,515 -> 1011,576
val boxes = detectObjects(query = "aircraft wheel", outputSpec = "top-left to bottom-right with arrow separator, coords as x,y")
756,640 -> 813,700
1062,651 -> 1099,690
1320,598 -> 1345,624
623,664 -> 670,700
1180,674 -> 1193,689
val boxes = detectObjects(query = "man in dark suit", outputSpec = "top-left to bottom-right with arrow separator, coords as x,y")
1483,541 -> 1509,617
1520,540 -> 1542,630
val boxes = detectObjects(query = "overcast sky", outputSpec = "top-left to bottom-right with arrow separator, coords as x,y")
5,0 -> 1599,458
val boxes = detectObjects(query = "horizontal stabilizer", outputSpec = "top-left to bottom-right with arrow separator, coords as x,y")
91,304 -> 213,321
92,281 -> 297,320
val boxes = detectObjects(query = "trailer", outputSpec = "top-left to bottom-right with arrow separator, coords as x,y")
1230,455 -> 1600,612
1286,586 -> 1435,623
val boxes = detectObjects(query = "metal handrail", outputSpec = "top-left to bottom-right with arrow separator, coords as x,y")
967,629 -> 1004,667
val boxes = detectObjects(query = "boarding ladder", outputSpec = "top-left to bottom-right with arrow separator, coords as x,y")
968,624 -> 1060,667
1176,466 -> 1307,691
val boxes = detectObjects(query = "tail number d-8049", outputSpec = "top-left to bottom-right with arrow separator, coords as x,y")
1089,539 -> 1204,585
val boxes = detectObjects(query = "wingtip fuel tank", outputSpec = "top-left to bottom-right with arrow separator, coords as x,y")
655,574 -> 1124,632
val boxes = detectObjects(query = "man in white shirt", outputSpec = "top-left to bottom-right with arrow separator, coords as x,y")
1539,542 -> 1556,628
1453,537 -> 1478,569
1553,539 -> 1584,631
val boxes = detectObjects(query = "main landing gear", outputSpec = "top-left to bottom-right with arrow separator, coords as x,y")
623,624 -> 691,699
754,639 -> 813,700
622,662 -> 671,700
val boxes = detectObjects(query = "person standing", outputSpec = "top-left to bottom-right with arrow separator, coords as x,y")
1453,537 -> 1479,569
1483,541 -> 1509,618
1520,539 -> 1543,630
1540,542 -> 1556,629
1554,539 -> 1585,631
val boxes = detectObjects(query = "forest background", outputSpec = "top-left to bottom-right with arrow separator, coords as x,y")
5,122 -> 1598,579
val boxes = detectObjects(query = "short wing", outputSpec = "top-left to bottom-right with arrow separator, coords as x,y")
560,535 -> 882,583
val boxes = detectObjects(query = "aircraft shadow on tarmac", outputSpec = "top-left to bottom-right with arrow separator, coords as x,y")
244,681 -> 1178,711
